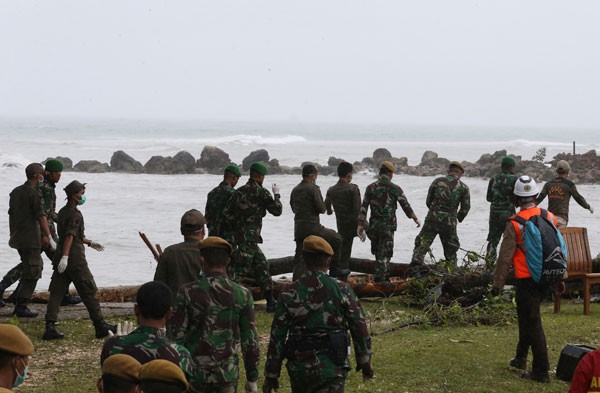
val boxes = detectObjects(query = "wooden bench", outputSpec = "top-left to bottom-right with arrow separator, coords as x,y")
554,227 -> 600,315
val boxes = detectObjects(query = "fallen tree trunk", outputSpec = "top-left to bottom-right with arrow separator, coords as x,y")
268,256 -> 412,277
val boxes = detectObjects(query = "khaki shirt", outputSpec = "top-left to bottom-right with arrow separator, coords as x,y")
154,239 -> 203,304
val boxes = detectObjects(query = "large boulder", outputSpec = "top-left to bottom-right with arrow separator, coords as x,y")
372,148 -> 392,168
73,160 -> 110,173
197,146 -> 231,172
167,151 -> 196,174
110,151 -> 143,173
144,156 -> 169,174
242,149 -> 270,171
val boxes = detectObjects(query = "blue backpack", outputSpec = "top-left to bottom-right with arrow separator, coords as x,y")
512,209 -> 568,286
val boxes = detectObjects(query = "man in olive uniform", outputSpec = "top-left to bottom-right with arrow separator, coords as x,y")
7,163 -> 53,317
324,162 -> 360,280
101,281 -> 194,381
169,237 -> 260,393
411,161 -> 470,267
43,180 -> 116,340
154,209 -> 206,305
485,156 -> 517,266
263,236 -> 373,393
357,161 -> 420,282
205,164 -> 241,241
0,324 -> 35,391
97,354 -> 141,393
222,161 -> 282,312
536,160 -> 593,228
290,164 -> 342,281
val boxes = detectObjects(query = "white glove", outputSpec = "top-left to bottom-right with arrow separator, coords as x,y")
357,226 -> 367,242
414,217 -> 421,228
57,256 -> 69,274
89,241 -> 105,251
272,183 -> 280,195
245,381 -> 258,393
108,321 -> 136,337
589,206 -> 594,214
48,237 -> 57,251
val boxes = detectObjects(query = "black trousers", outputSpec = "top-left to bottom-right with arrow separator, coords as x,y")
515,278 -> 549,374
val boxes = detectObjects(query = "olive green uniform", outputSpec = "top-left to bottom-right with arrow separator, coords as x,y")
154,239 -> 203,305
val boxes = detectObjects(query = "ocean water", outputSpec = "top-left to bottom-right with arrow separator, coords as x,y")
0,118 -> 598,291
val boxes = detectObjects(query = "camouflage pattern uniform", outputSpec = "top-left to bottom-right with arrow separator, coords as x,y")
205,181 -> 236,241
485,170 -> 517,264
264,270 -> 371,392
358,176 -> 415,280
325,180 -> 361,272
154,239 -> 203,305
536,177 -> 591,227
290,179 -> 341,279
222,178 -> 282,294
411,174 -> 470,265
101,325 -> 194,381
169,272 -> 260,393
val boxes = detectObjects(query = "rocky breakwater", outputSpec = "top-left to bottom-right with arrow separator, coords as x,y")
42,147 -> 600,183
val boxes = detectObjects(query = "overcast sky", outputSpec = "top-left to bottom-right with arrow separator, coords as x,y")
1,1 -> 599,127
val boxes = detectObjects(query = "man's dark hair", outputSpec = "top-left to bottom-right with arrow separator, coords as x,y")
0,351 -> 14,368
302,252 -> 330,269
200,248 -> 230,268
302,164 -> 317,178
337,162 -> 353,177
102,374 -> 138,393
136,281 -> 173,318
140,380 -> 187,393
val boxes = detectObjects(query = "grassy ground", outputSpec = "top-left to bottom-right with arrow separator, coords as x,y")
12,298 -> 600,393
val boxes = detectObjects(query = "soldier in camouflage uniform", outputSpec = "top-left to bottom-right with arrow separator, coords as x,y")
485,156 -> 517,266
205,164 -> 241,241
290,164 -> 342,281
411,161 -> 470,267
357,161 -> 420,282
263,235 -> 373,393
169,237 -> 260,393
101,281 -> 194,382
222,161 -> 282,312
325,162 -> 361,281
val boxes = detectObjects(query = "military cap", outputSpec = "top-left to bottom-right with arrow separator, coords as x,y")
44,159 -> 64,172
501,156 -> 516,167
180,209 -> 205,231
102,354 -> 141,382
250,162 -> 268,176
25,163 -> 44,177
198,236 -> 233,254
0,324 -> 34,356
556,160 -> 571,173
449,161 -> 465,173
225,163 -> 241,177
139,359 -> 188,388
0,387 -> 13,392
303,235 -> 334,256
380,161 -> 397,173
64,180 -> 86,197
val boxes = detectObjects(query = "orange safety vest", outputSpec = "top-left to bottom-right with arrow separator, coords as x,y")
510,207 -> 558,279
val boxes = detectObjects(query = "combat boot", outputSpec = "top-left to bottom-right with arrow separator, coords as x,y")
328,268 -> 351,282
42,321 -> 65,340
13,299 -> 39,318
61,293 -> 82,306
94,320 -> 117,339
509,357 -> 527,370
265,291 -> 277,313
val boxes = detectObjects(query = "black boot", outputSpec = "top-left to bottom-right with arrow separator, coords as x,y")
328,268 -> 351,281
13,299 -> 38,318
61,293 -> 82,306
265,291 -> 277,313
94,320 -> 117,339
42,321 -> 65,340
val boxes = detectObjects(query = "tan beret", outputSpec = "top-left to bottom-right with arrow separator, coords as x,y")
139,359 -> 188,388
303,235 -> 334,256
0,387 -> 13,392
198,236 -> 233,253
380,161 -> 397,173
449,161 -> 465,173
0,324 -> 34,356
102,354 -> 141,382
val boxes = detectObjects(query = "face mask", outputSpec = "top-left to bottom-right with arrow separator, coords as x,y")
13,358 -> 28,388
77,195 -> 87,206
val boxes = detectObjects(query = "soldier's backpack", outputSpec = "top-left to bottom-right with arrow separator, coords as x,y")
512,209 -> 568,286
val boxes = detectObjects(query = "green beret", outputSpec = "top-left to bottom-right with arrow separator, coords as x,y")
25,163 -> 44,177
139,359 -> 188,388
63,180 -> 86,197
501,156 -> 516,167
449,161 -> 465,173
45,159 -> 64,172
180,209 -> 205,231
0,324 -> 34,356
380,161 -> 397,173
102,354 -> 141,382
250,162 -> 268,176
198,236 -> 233,254
303,235 -> 334,256
225,164 -> 241,177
